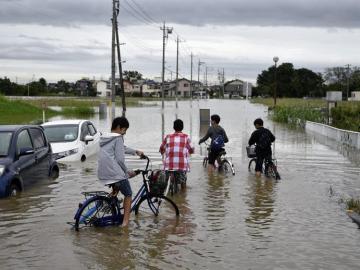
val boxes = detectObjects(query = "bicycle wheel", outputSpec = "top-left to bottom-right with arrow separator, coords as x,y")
268,164 -> 281,180
74,196 -> 118,231
219,159 -> 235,175
248,158 -> 256,173
134,194 -> 179,217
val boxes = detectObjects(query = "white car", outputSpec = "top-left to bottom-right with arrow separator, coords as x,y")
42,120 -> 100,162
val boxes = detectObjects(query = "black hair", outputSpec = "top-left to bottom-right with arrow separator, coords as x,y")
173,119 -> 184,131
254,118 -> 263,126
211,114 -> 220,124
111,116 -> 129,130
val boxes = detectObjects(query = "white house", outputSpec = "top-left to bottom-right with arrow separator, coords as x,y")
96,81 -> 111,97
350,91 -> 360,101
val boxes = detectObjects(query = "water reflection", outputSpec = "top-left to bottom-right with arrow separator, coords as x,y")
205,174 -> 230,232
245,175 -> 277,239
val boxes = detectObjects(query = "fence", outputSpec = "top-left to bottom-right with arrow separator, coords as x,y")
305,121 -> 360,149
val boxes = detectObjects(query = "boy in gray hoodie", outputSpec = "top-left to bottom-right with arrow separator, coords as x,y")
97,116 -> 143,227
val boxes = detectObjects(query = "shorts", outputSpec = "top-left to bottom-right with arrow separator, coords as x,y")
208,148 -> 224,165
112,179 -> 132,197
165,171 -> 187,184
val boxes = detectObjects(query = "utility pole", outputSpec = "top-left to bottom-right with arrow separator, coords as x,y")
197,60 -> 204,95
160,22 -> 173,111
175,36 -> 179,110
346,64 -> 351,100
114,1 -> 126,116
111,0 -> 117,120
190,52 -> 193,108
222,68 -> 225,98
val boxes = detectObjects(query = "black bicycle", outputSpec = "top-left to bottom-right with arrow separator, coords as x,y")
246,146 -> 281,180
72,155 -> 179,231
202,142 -> 235,175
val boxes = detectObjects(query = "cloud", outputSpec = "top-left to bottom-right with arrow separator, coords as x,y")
0,0 -> 359,28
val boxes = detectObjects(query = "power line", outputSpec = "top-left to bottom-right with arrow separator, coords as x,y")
128,0 -> 160,24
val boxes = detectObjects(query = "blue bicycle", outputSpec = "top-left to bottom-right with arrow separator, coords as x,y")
73,155 -> 179,231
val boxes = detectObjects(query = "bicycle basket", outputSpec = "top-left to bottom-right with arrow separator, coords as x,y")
246,146 -> 256,158
149,170 -> 167,195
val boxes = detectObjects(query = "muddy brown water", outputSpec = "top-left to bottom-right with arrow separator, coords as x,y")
1,100 -> 360,269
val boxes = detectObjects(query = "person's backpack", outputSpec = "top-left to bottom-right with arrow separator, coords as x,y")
256,130 -> 272,151
211,134 -> 225,151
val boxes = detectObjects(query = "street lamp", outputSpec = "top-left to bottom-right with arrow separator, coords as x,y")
273,56 -> 279,106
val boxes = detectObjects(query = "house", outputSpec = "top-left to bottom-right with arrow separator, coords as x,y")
350,91 -> 360,101
224,80 -> 252,98
142,80 -> 160,97
166,78 -> 192,98
96,80 -> 111,97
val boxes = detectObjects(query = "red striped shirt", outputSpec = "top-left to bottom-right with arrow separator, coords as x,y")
159,132 -> 194,171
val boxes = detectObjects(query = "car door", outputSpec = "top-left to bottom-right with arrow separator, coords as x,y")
86,122 -> 99,157
16,129 -> 36,187
80,122 -> 98,158
29,127 -> 50,179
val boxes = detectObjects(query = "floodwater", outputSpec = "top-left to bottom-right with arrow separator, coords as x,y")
1,100 -> 360,270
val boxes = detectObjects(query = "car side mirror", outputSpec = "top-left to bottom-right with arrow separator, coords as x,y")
19,147 -> 35,156
84,135 -> 94,145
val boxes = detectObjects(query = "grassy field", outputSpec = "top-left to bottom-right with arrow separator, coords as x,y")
0,95 -> 96,124
252,98 -> 360,132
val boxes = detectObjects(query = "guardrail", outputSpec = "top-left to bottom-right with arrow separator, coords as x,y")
305,121 -> 360,149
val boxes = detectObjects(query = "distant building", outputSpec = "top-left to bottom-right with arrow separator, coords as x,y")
224,79 -> 252,98
167,78 -> 192,97
96,80 -> 110,97
350,91 -> 360,101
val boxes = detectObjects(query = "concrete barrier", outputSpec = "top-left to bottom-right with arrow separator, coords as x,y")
305,121 -> 360,149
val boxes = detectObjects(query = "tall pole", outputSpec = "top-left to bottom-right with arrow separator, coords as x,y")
111,0 -> 117,120
161,22 -> 166,111
273,56 -> 279,107
114,1 -> 126,116
222,68 -> 225,98
190,52 -> 193,108
175,36 -> 179,110
346,64 -> 351,100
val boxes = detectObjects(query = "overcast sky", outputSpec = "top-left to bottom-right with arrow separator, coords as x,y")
1,0 -> 360,84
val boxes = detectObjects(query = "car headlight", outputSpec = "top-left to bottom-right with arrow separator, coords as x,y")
0,165 -> 5,176
53,148 -> 79,160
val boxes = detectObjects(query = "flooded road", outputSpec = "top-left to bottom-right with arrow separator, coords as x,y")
1,100 -> 360,269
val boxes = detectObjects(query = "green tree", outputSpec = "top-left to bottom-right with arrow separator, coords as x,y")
123,70 -> 143,81
256,63 -> 324,98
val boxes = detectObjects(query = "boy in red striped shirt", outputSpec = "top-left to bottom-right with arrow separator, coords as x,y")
159,119 -> 194,190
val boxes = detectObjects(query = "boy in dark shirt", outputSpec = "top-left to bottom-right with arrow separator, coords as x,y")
198,114 -> 229,172
248,118 -> 275,177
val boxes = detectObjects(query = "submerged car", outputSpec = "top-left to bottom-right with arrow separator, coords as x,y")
0,125 -> 59,198
42,120 -> 100,162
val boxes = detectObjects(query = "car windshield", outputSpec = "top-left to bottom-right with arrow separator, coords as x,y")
43,125 -> 79,143
0,132 -> 13,156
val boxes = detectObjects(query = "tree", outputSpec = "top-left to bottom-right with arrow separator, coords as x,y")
256,63 -> 324,98
123,70 -> 142,81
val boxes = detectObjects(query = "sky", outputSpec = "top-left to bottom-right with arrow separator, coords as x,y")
1,0 -> 360,85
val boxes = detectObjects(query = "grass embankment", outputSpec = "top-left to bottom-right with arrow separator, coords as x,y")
0,96 -> 95,124
345,198 -> 360,214
252,98 -> 360,132
331,102 -> 360,132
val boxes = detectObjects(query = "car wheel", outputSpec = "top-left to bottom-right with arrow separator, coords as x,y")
9,183 -> 21,197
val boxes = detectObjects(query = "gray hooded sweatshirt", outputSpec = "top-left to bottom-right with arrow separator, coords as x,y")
97,132 -> 136,185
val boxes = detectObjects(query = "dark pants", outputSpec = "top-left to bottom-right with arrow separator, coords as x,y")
255,152 -> 272,173
208,148 -> 224,165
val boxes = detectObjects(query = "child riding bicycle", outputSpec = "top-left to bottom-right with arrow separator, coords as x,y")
97,116 -> 144,227
248,118 -> 275,177
198,114 -> 229,173
159,119 -> 194,191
